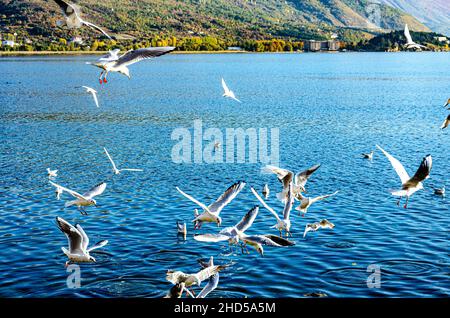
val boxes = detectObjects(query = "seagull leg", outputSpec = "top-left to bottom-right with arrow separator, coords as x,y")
103,72 -> 108,83
99,71 -> 104,84
396,197 -> 401,206
403,196 -> 409,209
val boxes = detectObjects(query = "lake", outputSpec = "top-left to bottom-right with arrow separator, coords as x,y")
0,52 -> 448,297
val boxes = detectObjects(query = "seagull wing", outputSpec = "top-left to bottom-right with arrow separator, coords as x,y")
195,266 -> 222,283
87,240 -> 108,252
82,182 -> 106,199
208,181 -> 246,215
295,164 -> 321,187
310,191 -> 339,204
49,181 -> 86,200
75,224 -> 89,251
114,47 -> 175,68
282,183 -> 294,221
53,0 -> 74,16
262,165 -> 292,181
119,168 -> 143,172
197,273 -> 219,298
404,24 -> 414,44
193,234 -> 230,243
441,115 -> 450,129
91,90 -> 99,107
404,155 -> 432,187
263,234 -> 295,246
103,147 -> 118,172
176,187 -> 212,213
221,78 -> 231,95
242,235 -> 282,247
81,20 -> 112,39
56,217 -> 84,254
250,187 -> 281,223
376,145 -> 410,185
235,206 -> 259,233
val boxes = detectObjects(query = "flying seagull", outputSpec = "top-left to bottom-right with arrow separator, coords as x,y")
103,147 -> 143,175
295,191 -> 339,216
403,24 -> 427,50
433,186 -> 445,197
164,282 -> 194,298
176,181 -> 246,229
49,181 -> 106,215
376,145 -> 432,208
197,257 -> 220,298
250,183 -> 295,237
82,86 -> 99,107
362,150 -> 374,160
56,216 -> 108,266
194,206 -> 294,256
87,47 -> 175,84
262,164 -> 321,202
52,0 -> 112,39
221,78 -> 241,103
177,221 -> 187,240
303,219 -> 335,238
47,168 -> 58,178
441,114 -> 450,129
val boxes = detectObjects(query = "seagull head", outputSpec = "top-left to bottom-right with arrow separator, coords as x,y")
90,199 -> 97,206
256,245 -> 264,257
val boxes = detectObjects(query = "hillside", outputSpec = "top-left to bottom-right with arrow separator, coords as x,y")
377,0 -> 450,35
0,0 -> 430,44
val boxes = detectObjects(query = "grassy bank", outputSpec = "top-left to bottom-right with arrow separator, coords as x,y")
0,50 -> 253,57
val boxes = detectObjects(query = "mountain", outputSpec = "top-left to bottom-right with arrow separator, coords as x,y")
377,0 -> 450,35
0,0 -> 430,43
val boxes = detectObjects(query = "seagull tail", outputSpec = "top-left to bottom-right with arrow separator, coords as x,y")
391,189 -> 407,197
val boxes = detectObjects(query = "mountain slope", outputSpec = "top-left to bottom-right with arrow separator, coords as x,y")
377,0 -> 450,35
0,0 -> 430,42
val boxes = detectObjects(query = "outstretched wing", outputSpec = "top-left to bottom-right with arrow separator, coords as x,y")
176,187 -> 211,213
295,164 -> 321,187
262,165 -> 292,181
282,183 -> 294,221
404,24 -> 414,44
75,224 -> 89,251
376,145 -> 410,185
263,234 -> 295,246
242,235 -> 282,247
49,181 -> 86,200
87,240 -> 108,252
197,274 -> 219,298
82,20 -> 112,40
193,234 -> 230,243
250,187 -> 281,223
114,47 -> 175,68
208,181 -> 246,215
82,182 -> 106,199
235,206 -> 259,233
56,217 -> 84,254
221,78 -> 231,94
103,147 -> 118,171
404,155 -> 432,187
310,191 -> 339,204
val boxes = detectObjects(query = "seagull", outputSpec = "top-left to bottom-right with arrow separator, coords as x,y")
362,150 -> 374,160
176,181 -> 246,229
177,221 -> 187,239
164,282 -> 194,298
56,216 -> 108,266
87,47 -> 175,84
262,184 -> 270,199
103,147 -> 143,175
443,98 -> 450,109
441,114 -> 450,129
433,186 -> 445,197
303,219 -> 335,238
403,24 -> 427,50
194,206 -> 294,256
49,181 -> 106,215
376,145 -> 432,208
295,191 -> 339,216
221,78 -> 241,103
52,0 -> 112,39
250,183 -> 295,237
82,86 -> 99,107
197,257 -> 219,298
166,262 -> 227,296
55,185 -> 63,200
47,168 -> 58,178
262,164 -> 321,202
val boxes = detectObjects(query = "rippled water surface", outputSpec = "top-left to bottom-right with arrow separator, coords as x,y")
0,52 -> 449,298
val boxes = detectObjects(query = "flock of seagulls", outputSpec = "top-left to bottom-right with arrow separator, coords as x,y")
42,0 -> 447,298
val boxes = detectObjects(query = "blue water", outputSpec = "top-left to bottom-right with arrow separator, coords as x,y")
0,52 -> 449,298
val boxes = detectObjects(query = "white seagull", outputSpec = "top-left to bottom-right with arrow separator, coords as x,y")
197,257 -> 220,298
177,221 -> 187,240
441,114 -> 450,129
221,78 -> 241,103
303,219 -> 335,238
295,191 -> 339,216
52,0 -> 112,39
262,184 -> 270,199
433,186 -> 445,197
176,181 -> 246,229
262,164 -> 321,202
82,86 -> 99,107
377,145 -> 432,208
49,181 -> 106,215
403,24 -> 427,50
250,183 -> 295,237
47,168 -> 58,178
87,47 -> 175,84
56,216 -> 108,265
362,150 -> 374,160
103,147 -> 143,175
